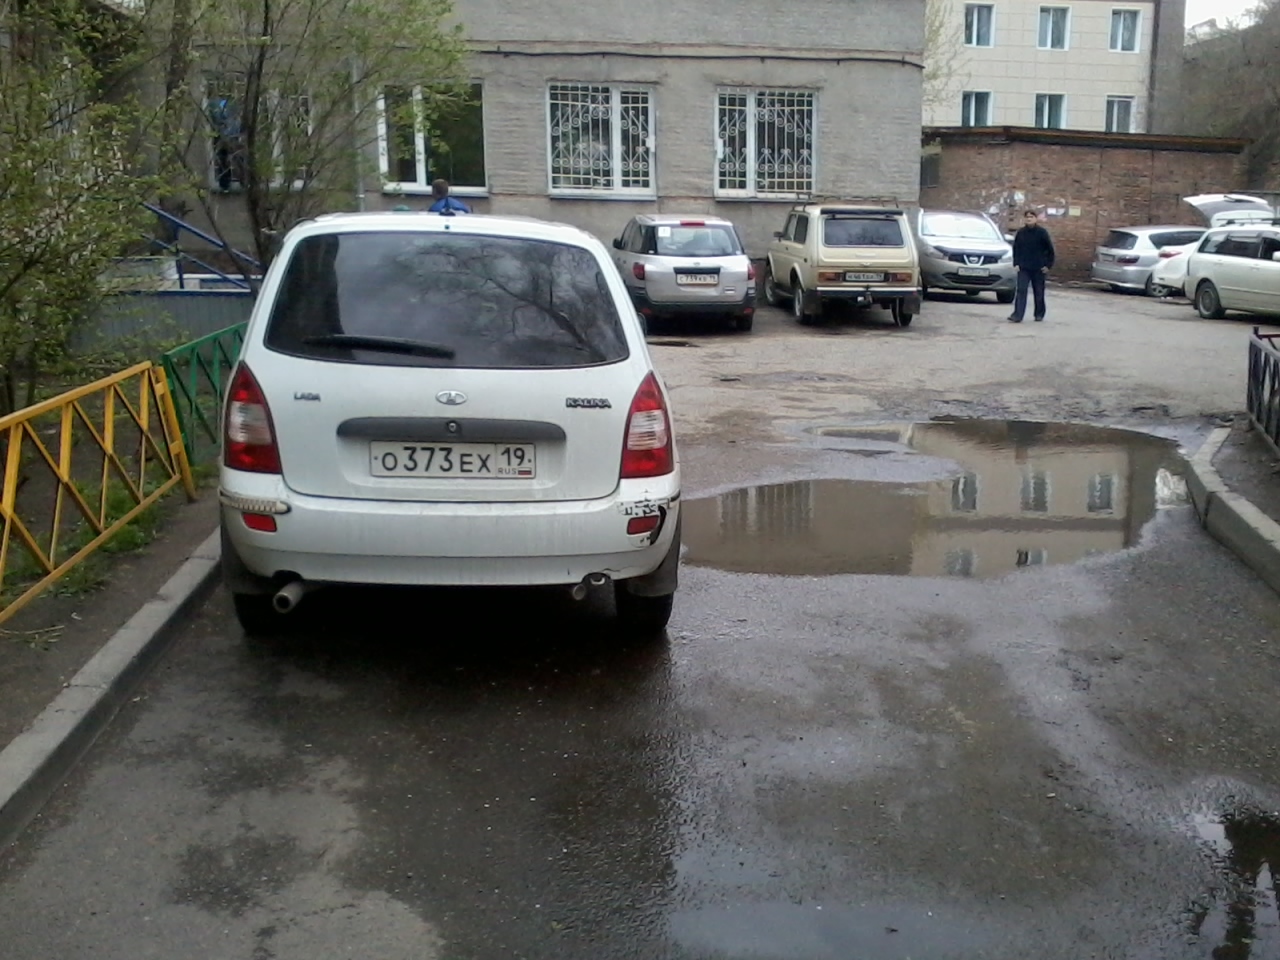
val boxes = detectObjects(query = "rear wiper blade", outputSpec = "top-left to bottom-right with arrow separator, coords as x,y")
302,334 -> 456,359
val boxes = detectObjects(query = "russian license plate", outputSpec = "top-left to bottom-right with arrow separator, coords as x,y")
957,266 -> 989,277
370,442 -> 536,478
676,273 -> 718,286
845,272 -> 884,282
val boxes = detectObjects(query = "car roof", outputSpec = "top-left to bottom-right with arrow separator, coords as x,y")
1105,224 -> 1205,235
1202,222 -> 1280,236
797,204 -> 906,216
296,211 -> 601,246
920,209 -> 993,219
633,214 -> 734,226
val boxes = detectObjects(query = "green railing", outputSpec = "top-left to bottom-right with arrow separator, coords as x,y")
161,322 -> 246,463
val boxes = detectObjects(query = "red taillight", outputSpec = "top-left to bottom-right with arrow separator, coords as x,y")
632,262 -> 646,281
627,516 -> 661,536
242,512 -> 278,533
1158,249 -> 1180,258
224,363 -> 281,474
620,372 -> 673,479
747,262 -> 757,281
1116,255 -> 1140,265
679,220 -> 705,226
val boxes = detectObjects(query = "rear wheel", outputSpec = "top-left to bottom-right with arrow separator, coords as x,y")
734,313 -> 754,332
1144,274 -> 1158,297
614,588 -> 674,635
892,300 -> 914,327
233,593 -> 285,637
792,279 -> 812,325
1196,280 -> 1226,320
996,291 -> 1015,304
965,290 -> 980,297
764,262 -> 790,307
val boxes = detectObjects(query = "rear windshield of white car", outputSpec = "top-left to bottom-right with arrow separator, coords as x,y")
1149,230 -> 1205,248
822,217 -> 904,247
921,214 -> 1001,242
264,232 -> 629,368
652,224 -> 742,257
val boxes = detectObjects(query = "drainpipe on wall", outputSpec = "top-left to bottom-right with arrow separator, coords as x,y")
352,58 -> 366,212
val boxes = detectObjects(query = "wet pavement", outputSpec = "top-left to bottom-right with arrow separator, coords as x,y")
3,421 -> 1280,959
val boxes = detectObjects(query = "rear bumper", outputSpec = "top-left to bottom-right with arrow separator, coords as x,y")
631,289 -> 755,316
220,470 -> 681,588
814,286 -> 922,311
1091,263 -> 1150,288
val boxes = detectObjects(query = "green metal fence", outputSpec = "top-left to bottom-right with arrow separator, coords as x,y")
161,322 -> 246,464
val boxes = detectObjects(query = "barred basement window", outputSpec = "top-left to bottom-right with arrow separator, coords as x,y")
547,84 -> 653,195
716,89 -> 814,198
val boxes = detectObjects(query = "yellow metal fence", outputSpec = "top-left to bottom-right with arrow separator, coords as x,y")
0,361 -> 196,625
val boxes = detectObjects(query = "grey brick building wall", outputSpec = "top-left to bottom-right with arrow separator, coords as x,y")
363,0 -> 927,256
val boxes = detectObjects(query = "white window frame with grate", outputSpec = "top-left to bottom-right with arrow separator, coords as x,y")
1105,96 -> 1135,132
1038,6 -> 1071,50
961,91 -> 992,127
1109,9 -> 1141,52
546,83 -> 653,197
965,4 -> 994,46
1035,93 -> 1066,129
716,89 -> 815,199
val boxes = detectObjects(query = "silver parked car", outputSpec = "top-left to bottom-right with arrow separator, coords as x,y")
1090,225 -> 1206,294
611,215 -> 756,332
916,210 -> 1016,303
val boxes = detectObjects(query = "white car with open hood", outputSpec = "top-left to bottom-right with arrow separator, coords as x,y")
219,212 -> 681,636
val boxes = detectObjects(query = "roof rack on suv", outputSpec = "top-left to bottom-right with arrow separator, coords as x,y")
790,195 -> 905,211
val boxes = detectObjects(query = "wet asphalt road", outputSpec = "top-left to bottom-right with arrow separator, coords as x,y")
4,297 -> 1280,959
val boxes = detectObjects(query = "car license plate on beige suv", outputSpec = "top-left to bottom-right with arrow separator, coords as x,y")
676,274 -> 718,286
370,442 -> 536,478
845,272 -> 884,282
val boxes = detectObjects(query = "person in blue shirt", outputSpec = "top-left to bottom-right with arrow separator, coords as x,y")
428,179 -> 471,214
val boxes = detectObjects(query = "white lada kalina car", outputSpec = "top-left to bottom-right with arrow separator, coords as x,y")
219,212 -> 681,636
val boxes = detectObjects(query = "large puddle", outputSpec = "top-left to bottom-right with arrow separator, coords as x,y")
684,420 -> 1186,578
1190,810 -> 1280,957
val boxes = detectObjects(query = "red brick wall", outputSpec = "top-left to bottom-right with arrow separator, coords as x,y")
921,140 -> 1245,279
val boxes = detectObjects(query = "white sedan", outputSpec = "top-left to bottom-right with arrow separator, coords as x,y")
219,212 -> 682,636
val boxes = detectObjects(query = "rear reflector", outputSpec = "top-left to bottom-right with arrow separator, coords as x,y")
620,372 -> 674,479
627,516 -> 661,535
242,512 -> 278,533
224,363 -> 281,474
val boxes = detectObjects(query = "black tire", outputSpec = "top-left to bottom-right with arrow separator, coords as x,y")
734,313 -> 754,332
965,290 -> 981,297
614,587 -> 674,635
233,592 -> 286,636
764,262 -> 789,307
792,279 -> 812,325
1196,280 -> 1226,320
996,291 -> 1015,304
892,300 -> 914,327
1143,274 -> 1158,297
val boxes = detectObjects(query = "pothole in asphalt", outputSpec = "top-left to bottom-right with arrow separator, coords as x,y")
1189,810 -> 1280,956
684,419 -> 1186,578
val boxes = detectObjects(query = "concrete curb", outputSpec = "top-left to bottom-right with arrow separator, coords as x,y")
0,531 -> 220,849
1187,427 -> 1280,597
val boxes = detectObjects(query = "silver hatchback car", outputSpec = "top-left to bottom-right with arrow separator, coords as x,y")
611,215 -> 756,332
916,210 -> 1016,303
1090,225 -> 1206,294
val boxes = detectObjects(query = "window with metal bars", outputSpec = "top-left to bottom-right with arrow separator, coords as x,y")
716,89 -> 814,198
547,84 -> 652,195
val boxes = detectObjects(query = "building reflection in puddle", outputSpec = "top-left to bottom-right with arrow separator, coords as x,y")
684,420 -> 1185,578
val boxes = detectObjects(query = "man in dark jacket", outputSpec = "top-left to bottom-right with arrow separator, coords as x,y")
1008,209 -> 1055,323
